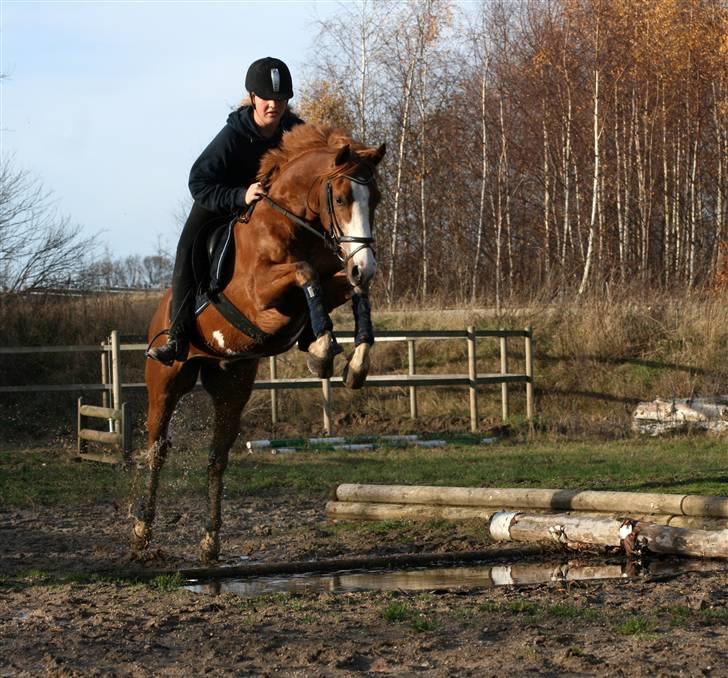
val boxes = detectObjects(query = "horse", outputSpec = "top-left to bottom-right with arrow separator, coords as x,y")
132,125 -> 386,562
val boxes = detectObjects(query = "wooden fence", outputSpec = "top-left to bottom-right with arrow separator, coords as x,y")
0,327 -> 534,434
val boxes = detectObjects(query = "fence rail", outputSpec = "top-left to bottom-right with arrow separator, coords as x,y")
1,327 -> 534,434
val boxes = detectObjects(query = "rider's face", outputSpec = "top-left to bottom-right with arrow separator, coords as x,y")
251,95 -> 287,132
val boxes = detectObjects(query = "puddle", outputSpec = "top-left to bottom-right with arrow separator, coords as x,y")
185,557 -> 725,598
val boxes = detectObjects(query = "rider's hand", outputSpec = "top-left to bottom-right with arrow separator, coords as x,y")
245,182 -> 266,205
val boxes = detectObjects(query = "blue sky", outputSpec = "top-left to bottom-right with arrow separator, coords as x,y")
1,0 -> 338,258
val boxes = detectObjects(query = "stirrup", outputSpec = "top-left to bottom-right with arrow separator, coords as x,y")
146,337 -> 188,366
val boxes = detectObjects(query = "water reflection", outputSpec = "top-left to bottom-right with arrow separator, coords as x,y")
185,558 -> 725,598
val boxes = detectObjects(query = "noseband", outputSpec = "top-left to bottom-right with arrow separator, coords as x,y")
260,172 -> 376,265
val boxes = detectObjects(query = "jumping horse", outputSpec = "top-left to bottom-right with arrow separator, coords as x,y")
133,125 -> 386,562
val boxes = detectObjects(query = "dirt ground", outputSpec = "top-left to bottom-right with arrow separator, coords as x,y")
1,493 -> 727,676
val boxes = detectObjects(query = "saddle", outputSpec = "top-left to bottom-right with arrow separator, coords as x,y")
190,219 -> 273,345
190,212 -> 313,350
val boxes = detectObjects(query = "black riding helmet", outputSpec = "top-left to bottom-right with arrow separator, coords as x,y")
245,57 -> 293,101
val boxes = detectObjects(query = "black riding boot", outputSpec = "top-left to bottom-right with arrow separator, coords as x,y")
146,202 -> 226,366
146,290 -> 193,366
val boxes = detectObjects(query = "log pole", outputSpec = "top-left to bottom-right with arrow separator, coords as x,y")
326,501 -> 495,522
334,484 -> 728,519
325,501 -> 728,530
490,511 -> 728,559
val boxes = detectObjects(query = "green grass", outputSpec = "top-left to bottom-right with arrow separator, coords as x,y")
381,600 -> 437,632
1,436 -> 726,508
0,569 -> 140,589
615,616 -> 658,636
149,572 -> 184,592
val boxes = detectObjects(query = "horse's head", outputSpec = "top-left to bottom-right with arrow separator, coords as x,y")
258,125 -> 386,289
320,141 -> 386,289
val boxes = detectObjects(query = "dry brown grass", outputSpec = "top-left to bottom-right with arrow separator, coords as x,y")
1,290 -> 726,445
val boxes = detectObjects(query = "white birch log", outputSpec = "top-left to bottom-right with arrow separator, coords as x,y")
334,484 -> 728,518
490,511 -> 728,559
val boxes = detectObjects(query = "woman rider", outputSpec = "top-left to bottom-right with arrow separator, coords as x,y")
147,57 -> 304,365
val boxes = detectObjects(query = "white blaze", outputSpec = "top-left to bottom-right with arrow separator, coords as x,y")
213,330 -> 225,349
342,182 -> 376,282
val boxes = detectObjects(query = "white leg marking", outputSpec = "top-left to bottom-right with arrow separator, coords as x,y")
350,343 -> 370,372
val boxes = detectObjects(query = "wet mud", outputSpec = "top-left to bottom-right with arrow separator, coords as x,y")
1,495 -> 726,675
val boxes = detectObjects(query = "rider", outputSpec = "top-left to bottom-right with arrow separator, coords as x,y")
147,57 -> 304,365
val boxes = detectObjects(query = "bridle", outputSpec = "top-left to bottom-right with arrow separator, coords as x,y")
258,171 -> 376,266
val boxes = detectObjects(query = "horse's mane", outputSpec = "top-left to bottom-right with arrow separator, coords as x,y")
258,124 -> 370,182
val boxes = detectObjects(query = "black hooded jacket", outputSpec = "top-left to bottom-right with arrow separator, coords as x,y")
188,105 -> 303,215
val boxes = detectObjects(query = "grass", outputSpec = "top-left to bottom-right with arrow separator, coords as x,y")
149,572 -> 184,592
1,436 -> 726,508
381,600 -> 438,632
0,569 -> 140,589
615,616 -> 658,636
3,294 -> 727,444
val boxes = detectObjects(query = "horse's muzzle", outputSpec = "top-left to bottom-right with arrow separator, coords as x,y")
347,248 -> 376,288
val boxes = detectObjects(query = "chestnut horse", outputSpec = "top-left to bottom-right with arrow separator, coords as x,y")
133,125 -> 385,562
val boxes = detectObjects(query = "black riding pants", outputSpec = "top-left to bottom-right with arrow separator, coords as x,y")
169,202 -> 229,334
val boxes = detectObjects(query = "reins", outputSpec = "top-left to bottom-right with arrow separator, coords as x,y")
251,171 -> 376,266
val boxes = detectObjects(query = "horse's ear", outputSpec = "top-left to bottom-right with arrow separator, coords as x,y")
372,143 -> 386,165
335,144 -> 351,166
359,143 -> 386,166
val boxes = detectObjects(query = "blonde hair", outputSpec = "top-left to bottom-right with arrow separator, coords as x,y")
235,95 -> 296,116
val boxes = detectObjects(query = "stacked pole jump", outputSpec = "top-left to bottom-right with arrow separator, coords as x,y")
327,484 -> 728,559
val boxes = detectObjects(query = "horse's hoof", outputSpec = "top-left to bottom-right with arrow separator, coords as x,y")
200,532 -> 220,563
342,343 -> 371,390
131,520 -> 151,553
306,331 -> 341,379
306,353 -> 335,379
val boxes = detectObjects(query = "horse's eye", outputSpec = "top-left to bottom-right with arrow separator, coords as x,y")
335,196 -> 345,206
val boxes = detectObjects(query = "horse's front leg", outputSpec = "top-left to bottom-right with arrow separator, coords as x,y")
254,261 -> 342,378
343,287 -> 374,389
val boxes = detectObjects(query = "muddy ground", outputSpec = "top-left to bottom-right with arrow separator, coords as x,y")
1,493 -> 727,676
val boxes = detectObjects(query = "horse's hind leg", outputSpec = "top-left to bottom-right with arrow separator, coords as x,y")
131,360 -> 200,555
199,358 -> 259,563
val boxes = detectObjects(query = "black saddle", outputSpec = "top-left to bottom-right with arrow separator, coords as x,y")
193,220 -> 236,315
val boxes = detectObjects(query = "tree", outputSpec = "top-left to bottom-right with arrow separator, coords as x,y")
0,157 -> 96,291
297,79 -> 354,129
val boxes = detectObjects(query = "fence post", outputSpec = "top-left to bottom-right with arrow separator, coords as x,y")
321,378 -> 332,436
407,339 -> 418,420
525,326 -> 534,421
110,331 -> 122,435
467,326 -> 478,432
269,356 -> 278,426
500,330 -> 509,422
100,348 -> 113,432
100,350 -> 109,409
77,397 -> 86,454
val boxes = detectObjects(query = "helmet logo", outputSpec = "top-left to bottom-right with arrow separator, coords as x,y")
270,68 -> 280,93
